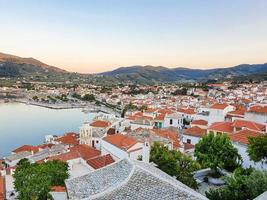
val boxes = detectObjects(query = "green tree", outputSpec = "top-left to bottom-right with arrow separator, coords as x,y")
14,159 -> 69,200
247,134 -> 267,163
206,168 -> 267,200
32,96 -> 39,101
194,133 -> 242,172
82,94 -> 95,101
150,143 -> 200,189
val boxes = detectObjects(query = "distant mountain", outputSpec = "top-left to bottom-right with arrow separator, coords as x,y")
1,51 -> 266,84
99,63 -> 267,83
0,52 -> 66,78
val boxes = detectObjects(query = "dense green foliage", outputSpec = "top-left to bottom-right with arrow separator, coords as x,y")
14,159 -> 69,200
172,88 -> 187,96
206,168 -> 267,200
150,143 -> 200,189
247,134 -> 267,163
194,133 -> 242,172
82,93 -> 95,101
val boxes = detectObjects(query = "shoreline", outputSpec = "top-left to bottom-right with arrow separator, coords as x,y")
1,98 -> 122,116
9,99 -> 88,110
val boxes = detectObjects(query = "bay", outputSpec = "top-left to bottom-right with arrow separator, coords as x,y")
0,103 -> 94,157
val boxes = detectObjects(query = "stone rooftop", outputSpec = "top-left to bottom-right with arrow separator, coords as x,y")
65,158 -> 207,200
5,151 -> 31,162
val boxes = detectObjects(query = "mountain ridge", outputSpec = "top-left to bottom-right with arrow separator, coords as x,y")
0,52 -> 267,83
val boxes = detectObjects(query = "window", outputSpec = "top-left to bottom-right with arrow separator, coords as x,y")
187,139 -> 191,144
170,119 -> 173,125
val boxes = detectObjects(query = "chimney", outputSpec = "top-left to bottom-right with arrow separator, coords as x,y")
142,142 -> 150,163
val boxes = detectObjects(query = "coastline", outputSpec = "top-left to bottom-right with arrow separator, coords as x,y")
0,99 -> 121,116
14,99 -> 87,110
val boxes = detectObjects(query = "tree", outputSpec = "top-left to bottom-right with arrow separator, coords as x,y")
206,168 -> 267,200
150,143 -> 200,189
32,96 -> 39,101
247,134 -> 267,163
194,133 -> 242,173
82,94 -> 95,101
121,103 -> 138,118
14,159 -> 69,200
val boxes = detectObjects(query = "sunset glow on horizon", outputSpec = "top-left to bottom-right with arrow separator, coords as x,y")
1,0 -> 267,73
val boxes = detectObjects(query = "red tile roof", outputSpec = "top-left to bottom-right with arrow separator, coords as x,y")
50,144 -> 101,162
184,126 -> 207,137
177,108 -> 196,115
69,144 -> 101,160
0,176 -> 5,200
56,133 -> 79,146
158,108 -> 174,115
87,154 -> 114,169
144,108 -> 158,113
191,119 -> 208,126
154,114 -> 165,121
228,107 -> 246,117
152,129 -> 180,149
12,145 -> 39,154
232,119 -> 266,132
229,129 -> 262,145
37,143 -> 54,149
90,120 -> 111,128
103,134 -> 137,151
51,186 -> 66,192
184,142 -> 195,150
208,122 -> 233,134
248,105 -> 267,113
210,103 -> 229,110
49,150 -> 80,162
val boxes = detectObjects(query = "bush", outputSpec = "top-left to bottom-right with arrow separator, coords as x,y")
194,132 -> 242,173
14,159 -> 69,200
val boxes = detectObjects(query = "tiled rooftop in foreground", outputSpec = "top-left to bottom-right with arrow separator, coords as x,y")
65,158 -> 207,200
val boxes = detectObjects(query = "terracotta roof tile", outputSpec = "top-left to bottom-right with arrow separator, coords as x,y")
70,144 -> 101,160
51,186 -> 66,192
232,119 -> 266,132
208,122 -> 233,134
191,119 -> 208,126
210,103 -> 229,110
90,120 -> 111,128
152,129 -> 180,149
87,154 -> 114,169
56,133 -> 79,146
0,176 -> 5,200
12,145 -> 39,154
184,142 -> 195,150
154,114 -> 165,121
229,129 -> 262,145
177,108 -> 196,115
103,134 -> 137,151
184,126 -> 207,137
248,105 -> 267,113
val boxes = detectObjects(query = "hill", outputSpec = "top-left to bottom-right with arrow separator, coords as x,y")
0,52 -> 266,84
0,52 -> 66,78
99,63 -> 267,83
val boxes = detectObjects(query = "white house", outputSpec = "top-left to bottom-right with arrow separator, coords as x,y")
245,105 -> 267,124
208,103 -> 235,125
229,129 -> 267,170
163,112 -> 183,129
101,134 -> 150,162
182,126 -> 207,145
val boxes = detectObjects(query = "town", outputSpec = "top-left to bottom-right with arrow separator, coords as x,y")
0,81 -> 267,200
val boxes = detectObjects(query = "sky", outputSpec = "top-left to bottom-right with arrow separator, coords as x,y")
0,0 -> 267,73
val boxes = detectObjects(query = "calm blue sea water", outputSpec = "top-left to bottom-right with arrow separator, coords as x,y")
0,103 -> 94,157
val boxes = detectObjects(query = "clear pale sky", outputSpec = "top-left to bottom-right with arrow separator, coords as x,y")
0,0 -> 267,73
